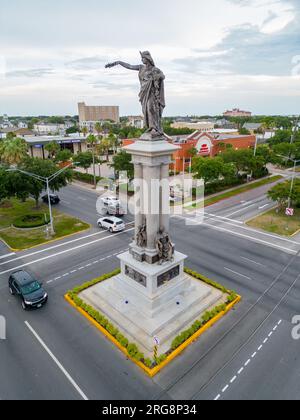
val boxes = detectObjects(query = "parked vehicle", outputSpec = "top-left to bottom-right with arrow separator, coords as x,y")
8,271 -> 48,310
97,216 -> 125,233
42,194 -> 60,205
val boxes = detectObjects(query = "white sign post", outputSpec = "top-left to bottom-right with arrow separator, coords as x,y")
286,208 -> 294,217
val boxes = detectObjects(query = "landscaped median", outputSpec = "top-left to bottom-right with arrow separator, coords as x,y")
186,175 -> 283,210
65,268 -> 241,377
247,207 -> 300,237
0,198 -> 90,251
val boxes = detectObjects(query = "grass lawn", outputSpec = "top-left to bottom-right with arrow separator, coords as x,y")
0,198 -> 90,250
247,207 -> 300,236
186,175 -> 283,210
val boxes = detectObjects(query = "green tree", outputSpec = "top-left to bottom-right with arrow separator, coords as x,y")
268,180 -> 300,211
0,137 -> 28,165
75,152 -> 94,173
19,157 -> 73,208
86,134 -> 98,188
45,141 -> 60,160
0,167 -> 9,204
81,126 -> 88,137
54,149 -> 73,163
239,127 -> 251,135
66,126 -> 78,135
94,122 -> 102,136
192,157 -> 235,184
111,151 -> 134,180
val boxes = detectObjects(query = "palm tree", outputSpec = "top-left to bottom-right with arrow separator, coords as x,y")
45,141 -> 60,160
0,137 -> 28,165
86,134 -> 98,188
81,126 -> 88,138
94,122 -> 102,137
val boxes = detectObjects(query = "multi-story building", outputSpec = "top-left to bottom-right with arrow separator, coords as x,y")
171,121 -> 215,132
223,108 -> 252,118
78,102 -> 120,129
127,116 -> 144,129
33,122 -> 73,135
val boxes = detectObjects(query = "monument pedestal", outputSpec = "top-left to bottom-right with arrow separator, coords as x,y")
80,251 -> 223,356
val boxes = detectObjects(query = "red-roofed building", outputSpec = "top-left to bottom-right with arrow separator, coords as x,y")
123,131 -> 256,172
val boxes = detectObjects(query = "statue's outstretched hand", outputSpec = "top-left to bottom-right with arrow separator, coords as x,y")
105,61 -> 119,68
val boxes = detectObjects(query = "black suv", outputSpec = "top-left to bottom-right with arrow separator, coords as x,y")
42,194 -> 60,205
9,271 -> 48,310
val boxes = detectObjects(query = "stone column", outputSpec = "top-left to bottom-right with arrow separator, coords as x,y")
144,165 -> 160,251
134,163 -> 143,244
160,163 -> 170,234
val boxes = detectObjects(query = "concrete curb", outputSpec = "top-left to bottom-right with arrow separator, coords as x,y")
1,224 -> 92,253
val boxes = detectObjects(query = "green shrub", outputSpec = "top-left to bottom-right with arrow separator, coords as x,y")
144,358 -> 153,368
13,213 -> 50,228
73,171 -> 103,185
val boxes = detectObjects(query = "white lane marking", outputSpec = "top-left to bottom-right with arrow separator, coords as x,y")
0,230 -> 107,267
0,253 -> 15,260
224,267 -> 252,280
214,394 -> 221,401
177,214 -> 300,247
278,320 -> 282,325
205,213 -> 243,225
0,228 -> 134,275
259,204 -> 270,210
225,203 -> 256,217
268,332 -> 273,338
46,249 -> 129,284
213,321 -> 282,400
273,326 -> 278,331
240,256 -> 265,267
263,338 -> 268,344
222,385 -> 229,393
187,219 -> 298,254
25,321 -> 89,401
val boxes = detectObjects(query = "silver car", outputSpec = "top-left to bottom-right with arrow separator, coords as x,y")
97,216 -> 125,233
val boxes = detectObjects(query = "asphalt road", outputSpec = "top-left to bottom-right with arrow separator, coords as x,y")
0,181 -> 299,400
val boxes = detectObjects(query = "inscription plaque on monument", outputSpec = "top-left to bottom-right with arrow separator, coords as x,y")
157,266 -> 180,288
125,265 -> 147,287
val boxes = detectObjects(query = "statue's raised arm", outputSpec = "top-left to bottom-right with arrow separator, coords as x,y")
105,51 -> 166,139
105,61 -> 141,71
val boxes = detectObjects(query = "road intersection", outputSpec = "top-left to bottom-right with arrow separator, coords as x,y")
0,181 -> 299,400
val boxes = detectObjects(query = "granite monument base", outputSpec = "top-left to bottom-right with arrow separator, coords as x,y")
79,251 -> 224,356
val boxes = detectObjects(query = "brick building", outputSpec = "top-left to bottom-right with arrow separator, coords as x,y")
123,131 -> 256,172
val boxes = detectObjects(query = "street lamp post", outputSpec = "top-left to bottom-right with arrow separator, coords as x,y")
6,162 -> 75,236
276,154 -> 300,209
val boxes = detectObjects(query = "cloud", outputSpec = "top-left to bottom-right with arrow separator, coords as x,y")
6,68 -> 54,78
65,56 -> 106,70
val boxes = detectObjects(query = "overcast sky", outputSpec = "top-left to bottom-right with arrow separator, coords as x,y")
0,0 -> 299,116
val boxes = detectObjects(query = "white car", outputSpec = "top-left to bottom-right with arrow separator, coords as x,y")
97,216 -> 125,233
101,196 -> 120,206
